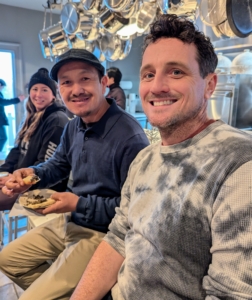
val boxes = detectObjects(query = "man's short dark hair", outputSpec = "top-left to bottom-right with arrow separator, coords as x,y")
0,79 -> 7,87
106,67 -> 122,85
142,14 -> 218,79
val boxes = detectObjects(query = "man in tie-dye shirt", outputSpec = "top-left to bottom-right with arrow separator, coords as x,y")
71,14 -> 252,300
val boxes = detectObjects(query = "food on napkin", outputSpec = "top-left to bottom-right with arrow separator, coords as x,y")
18,189 -> 56,210
24,194 -> 55,209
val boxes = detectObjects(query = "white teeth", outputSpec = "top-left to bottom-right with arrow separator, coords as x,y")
153,100 -> 175,106
73,97 -> 89,102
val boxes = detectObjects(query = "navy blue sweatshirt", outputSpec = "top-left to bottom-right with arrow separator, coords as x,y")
0,101 -> 69,191
33,99 -> 149,233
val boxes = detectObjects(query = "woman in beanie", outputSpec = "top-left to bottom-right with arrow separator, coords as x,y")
0,68 -> 69,210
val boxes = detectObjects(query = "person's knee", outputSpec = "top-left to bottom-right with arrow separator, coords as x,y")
0,245 -> 12,272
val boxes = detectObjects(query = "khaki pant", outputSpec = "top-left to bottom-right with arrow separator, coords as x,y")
0,213 -> 105,300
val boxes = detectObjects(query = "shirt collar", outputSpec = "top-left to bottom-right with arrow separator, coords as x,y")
108,83 -> 120,91
77,98 -> 122,138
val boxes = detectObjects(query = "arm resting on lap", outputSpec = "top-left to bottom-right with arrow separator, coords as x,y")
71,241 -> 124,300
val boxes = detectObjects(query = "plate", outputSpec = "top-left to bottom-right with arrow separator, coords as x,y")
18,189 -> 56,210
0,172 -> 9,178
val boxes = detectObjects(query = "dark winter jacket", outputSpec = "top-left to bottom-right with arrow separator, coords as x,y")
106,83 -> 126,110
0,101 -> 69,191
0,91 -> 20,126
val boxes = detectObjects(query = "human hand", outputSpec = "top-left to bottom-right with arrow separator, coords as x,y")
36,192 -> 79,215
3,168 -> 34,196
18,95 -> 26,102
0,174 -> 12,188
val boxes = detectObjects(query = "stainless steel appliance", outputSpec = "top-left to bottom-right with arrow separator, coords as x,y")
207,74 -> 252,130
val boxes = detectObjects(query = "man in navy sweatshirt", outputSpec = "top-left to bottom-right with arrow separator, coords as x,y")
0,49 -> 149,300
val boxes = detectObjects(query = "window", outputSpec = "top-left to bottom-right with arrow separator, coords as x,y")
0,42 -> 24,152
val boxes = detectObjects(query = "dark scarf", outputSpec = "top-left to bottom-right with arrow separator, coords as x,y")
108,83 -> 121,91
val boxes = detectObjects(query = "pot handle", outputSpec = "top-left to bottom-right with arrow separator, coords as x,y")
42,0 -> 63,29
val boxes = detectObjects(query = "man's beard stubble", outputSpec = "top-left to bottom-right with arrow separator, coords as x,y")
149,98 -> 207,138
66,93 -> 93,118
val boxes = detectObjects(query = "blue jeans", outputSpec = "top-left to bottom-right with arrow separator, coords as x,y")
0,126 -> 7,152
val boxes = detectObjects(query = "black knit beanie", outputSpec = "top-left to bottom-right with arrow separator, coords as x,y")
28,68 -> 57,97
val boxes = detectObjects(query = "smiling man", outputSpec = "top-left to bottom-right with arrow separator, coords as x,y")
0,49 -> 149,300
70,15 -> 252,300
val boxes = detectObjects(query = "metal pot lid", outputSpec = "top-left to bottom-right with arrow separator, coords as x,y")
119,38 -> 132,60
199,0 -> 226,27
100,34 -> 122,61
137,2 -> 157,31
226,0 -> 252,38
93,41 -> 106,62
61,2 -> 80,35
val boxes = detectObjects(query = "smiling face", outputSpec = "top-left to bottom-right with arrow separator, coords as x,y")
57,61 -> 108,123
140,38 -> 217,143
29,83 -> 54,111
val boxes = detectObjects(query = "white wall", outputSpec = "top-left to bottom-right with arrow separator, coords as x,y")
0,4 -> 59,89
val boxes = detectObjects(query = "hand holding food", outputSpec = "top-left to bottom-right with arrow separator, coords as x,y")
39,192 -> 79,215
3,168 -> 37,196
22,175 -> 40,185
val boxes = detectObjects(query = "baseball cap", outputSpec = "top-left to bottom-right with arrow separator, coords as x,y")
50,49 -> 105,81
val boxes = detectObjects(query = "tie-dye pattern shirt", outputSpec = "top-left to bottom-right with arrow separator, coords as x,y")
104,120 -> 252,299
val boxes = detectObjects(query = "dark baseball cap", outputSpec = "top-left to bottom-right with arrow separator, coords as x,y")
50,48 -> 105,81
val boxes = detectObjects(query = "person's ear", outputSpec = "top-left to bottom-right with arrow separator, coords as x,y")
101,75 -> 108,94
204,73 -> 217,100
